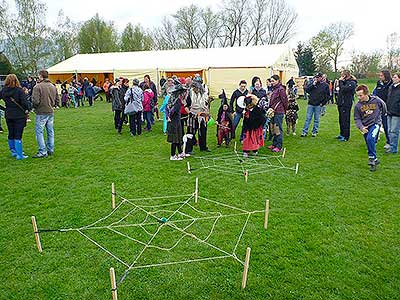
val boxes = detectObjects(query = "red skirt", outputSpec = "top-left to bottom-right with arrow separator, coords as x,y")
242,127 -> 264,151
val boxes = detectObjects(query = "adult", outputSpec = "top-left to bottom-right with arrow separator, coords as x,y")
230,80 -> 248,139
320,74 -> 330,116
251,77 -> 267,102
160,76 -> 166,89
124,78 -> 143,137
82,77 -> 89,104
110,79 -> 123,134
373,70 -> 393,149
354,85 -> 387,171
186,80 -> 210,154
301,73 -> 330,137
85,83 -> 95,106
0,74 -> 31,160
268,75 -> 288,152
103,78 -> 111,103
286,76 -> 295,92
26,76 -> 36,97
32,70 -> 59,158
336,70 -> 357,142
386,73 -> 400,154
302,77 -> 309,100
140,75 -> 158,123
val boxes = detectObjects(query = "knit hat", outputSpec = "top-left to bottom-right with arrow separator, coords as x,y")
132,78 -> 139,85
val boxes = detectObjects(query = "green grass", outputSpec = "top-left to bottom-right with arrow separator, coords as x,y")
0,86 -> 399,300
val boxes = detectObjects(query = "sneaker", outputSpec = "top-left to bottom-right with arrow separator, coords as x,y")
0,127 -> 3,133
339,137 -> 348,142
184,153 -> 191,157
243,152 -> 249,159
312,133 -> 317,137
267,145 -> 274,149
335,135 -> 344,139
47,151 -> 54,156
252,151 -> 258,156
300,133 -> 307,137
32,152 -> 48,158
170,155 -> 183,161
272,147 -> 281,153
217,144 -> 221,148
383,144 -> 391,150
292,132 -> 296,136
178,153 -> 186,159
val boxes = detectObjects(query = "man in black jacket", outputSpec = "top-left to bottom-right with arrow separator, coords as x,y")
301,73 -> 330,137
386,73 -> 400,154
230,80 -> 248,140
336,70 -> 357,141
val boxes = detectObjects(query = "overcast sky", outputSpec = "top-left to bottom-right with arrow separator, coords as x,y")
7,0 -> 400,62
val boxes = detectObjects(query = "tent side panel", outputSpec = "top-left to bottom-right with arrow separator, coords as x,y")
209,67 -> 271,97
114,69 -> 157,84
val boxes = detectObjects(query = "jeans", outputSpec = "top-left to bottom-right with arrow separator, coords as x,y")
233,112 -> 243,140
143,111 -> 152,130
35,114 -> 54,155
363,124 -> 380,159
381,114 -> 390,144
302,105 -> 322,135
129,112 -> 142,135
0,110 -> 3,129
6,118 -> 26,139
388,115 -> 400,153
272,113 -> 284,149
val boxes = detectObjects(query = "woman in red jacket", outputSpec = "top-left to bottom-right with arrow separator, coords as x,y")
142,84 -> 154,131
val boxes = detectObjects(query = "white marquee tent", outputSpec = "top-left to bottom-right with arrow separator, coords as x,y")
47,44 -> 299,97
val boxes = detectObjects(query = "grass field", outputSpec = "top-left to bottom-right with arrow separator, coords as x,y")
0,82 -> 399,300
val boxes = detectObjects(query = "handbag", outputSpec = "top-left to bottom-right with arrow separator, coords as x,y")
10,97 -> 30,119
124,88 -> 136,115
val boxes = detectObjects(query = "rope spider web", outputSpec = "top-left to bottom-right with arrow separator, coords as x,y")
32,179 -> 268,298
187,143 -> 299,180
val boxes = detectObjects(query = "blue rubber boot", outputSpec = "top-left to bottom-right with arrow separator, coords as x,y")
14,139 -> 28,160
8,139 -> 17,157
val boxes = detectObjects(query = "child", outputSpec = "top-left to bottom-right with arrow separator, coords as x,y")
61,86 -> 69,108
354,85 -> 387,171
242,94 -> 266,158
76,83 -> 84,107
160,94 -> 170,135
286,94 -> 299,135
68,84 -> 77,108
142,84 -> 154,131
216,101 -> 233,147
166,84 -> 187,161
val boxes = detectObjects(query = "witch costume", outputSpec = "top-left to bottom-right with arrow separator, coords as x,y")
242,95 -> 266,156
166,83 -> 188,160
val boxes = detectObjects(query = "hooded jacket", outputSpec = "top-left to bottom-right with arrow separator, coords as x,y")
305,81 -> 330,106
269,83 -> 288,114
354,95 -> 387,130
0,87 -> 30,119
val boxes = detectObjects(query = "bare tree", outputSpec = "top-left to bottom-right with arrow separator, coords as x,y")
311,22 -> 354,72
386,32 -> 400,71
198,7 -> 222,48
152,17 -> 183,50
263,0 -> 297,44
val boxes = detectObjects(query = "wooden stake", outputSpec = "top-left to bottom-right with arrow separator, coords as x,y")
234,141 -> 237,152
244,170 -> 248,183
295,163 -> 299,175
241,247 -> 251,289
112,183 -> 116,209
264,200 -> 270,230
187,161 -> 191,174
110,267 -> 118,300
31,216 -> 42,253
282,147 -> 286,159
195,177 -> 199,203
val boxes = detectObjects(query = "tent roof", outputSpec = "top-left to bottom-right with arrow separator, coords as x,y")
47,44 -> 294,74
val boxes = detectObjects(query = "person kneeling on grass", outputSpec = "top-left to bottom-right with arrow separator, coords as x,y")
166,83 -> 188,161
354,85 -> 387,172
242,94 -> 266,158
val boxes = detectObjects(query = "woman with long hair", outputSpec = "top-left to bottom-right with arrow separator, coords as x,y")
0,74 -> 31,160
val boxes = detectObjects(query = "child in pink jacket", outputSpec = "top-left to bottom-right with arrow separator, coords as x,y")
142,85 -> 154,131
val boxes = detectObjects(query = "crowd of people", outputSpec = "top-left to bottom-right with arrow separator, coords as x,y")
0,69 -> 399,171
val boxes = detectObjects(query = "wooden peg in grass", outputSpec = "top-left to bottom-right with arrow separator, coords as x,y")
31,216 -> 42,253
187,161 -> 191,174
110,267 -> 118,300
195,177 -> 199,203
112,183 -> 116,209
295,163 -> 299,175
244,170 -> 249,183
264,199 -> 270,230
241,247 -> 251,289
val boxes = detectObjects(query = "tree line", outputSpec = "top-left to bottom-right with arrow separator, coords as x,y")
0,0 -> 399,79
